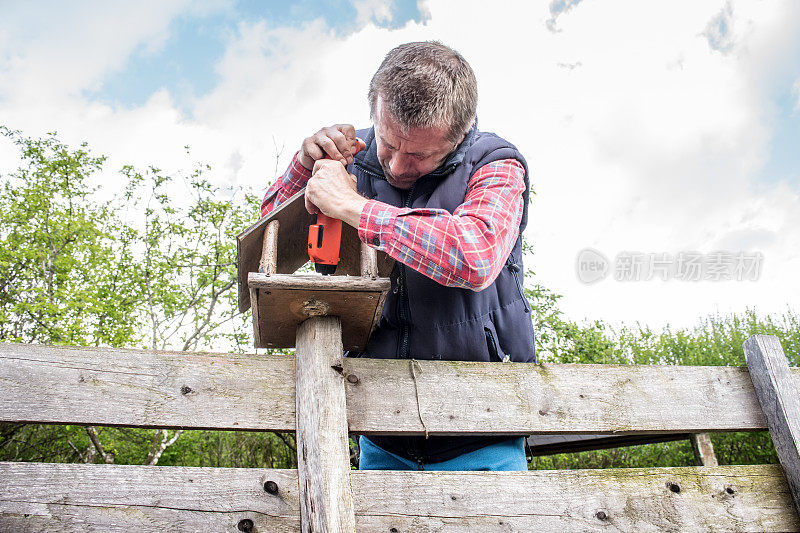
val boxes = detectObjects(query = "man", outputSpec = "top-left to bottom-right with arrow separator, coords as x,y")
261,41 -> 536,471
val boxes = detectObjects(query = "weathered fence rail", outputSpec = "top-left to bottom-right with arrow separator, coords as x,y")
1,334 -> 799,532
2,462 -> 797,531
0,342 -> 782,434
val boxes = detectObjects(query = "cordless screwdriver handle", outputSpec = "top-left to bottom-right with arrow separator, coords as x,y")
307,139 -> 363,274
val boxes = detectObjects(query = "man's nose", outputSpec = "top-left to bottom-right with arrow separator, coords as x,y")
389,153 -> 410,176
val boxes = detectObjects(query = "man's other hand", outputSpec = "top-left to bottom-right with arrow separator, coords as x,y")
298,124 -> 366,170
305,159 -> 368,229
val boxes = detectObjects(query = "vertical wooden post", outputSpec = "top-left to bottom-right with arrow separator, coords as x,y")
295,316 -> 356,533
259,220 -> 279,275
249,287 -> 261,347
690,433 -> 718,467
360,242 -> 378,278
744,334 -> 800,517
251,220 -> 280,348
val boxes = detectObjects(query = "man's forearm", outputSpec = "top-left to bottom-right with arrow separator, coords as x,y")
357,159 -> 525,291
263,155 -> 525,291
260,153 -> 312,217
337,196 -> 370,229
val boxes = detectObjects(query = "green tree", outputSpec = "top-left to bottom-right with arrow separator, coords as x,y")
0,127 -> 140,346
114,158 -> 260,463
119,156 -> 258,353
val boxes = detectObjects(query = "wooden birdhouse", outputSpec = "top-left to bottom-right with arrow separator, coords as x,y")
236,188 -> 394,350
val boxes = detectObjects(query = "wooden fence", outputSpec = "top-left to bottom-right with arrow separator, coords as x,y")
1,334 -> 799,531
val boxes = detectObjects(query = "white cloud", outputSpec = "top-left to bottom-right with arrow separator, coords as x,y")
0,1 -> 204,103
1,0 -> 799,333
353,0 -> 394,27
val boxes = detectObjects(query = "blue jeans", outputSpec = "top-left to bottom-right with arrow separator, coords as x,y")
358,435 -> 528,471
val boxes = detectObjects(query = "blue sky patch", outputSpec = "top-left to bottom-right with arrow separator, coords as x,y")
762,86 -> 800,187
86,0 -> 423,111
85,12 -> 226,110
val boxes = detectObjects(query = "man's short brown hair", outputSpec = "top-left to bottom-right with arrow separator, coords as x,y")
368,41 -> 478,143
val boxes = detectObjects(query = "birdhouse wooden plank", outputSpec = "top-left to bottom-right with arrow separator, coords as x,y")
237,188 -> 394,349
248,273 -> 390,350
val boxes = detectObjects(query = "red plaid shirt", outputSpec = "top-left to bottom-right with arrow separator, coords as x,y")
260,153 -> 525,291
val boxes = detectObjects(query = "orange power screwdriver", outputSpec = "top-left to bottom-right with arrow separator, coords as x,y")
307,140 -> 363,275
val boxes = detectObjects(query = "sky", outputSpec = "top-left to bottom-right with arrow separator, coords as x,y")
1,0 -> 799,335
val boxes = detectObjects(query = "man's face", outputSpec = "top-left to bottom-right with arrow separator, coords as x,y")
373,98 -> 461,190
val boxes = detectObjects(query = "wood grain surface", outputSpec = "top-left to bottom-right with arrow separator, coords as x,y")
0,343 -> 788,435
744,334 -> 800,517
294,316 -> 355,532
1,462 -> 796,532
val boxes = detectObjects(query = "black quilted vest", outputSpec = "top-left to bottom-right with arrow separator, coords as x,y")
347,123 -> 536,463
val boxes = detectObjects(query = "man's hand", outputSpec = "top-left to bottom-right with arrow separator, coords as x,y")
305,159 -> 368,229
298,124 -> 366,170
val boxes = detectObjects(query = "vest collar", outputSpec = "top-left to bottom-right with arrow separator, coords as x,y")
356,121 -> 478,182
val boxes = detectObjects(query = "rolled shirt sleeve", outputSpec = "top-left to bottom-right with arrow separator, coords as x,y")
358,159 -> 526,291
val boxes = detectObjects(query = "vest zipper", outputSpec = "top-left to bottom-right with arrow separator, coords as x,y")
507,261 -> 530,313
485,327 -> 500,361
353,161 -> 384,180
397,183 -> 416,359
398,266 -> 409,358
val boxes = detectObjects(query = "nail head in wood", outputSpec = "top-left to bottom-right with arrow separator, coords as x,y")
263,480 -> 279,495
302,298 -> 330,317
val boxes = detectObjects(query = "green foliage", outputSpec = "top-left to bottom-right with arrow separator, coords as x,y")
526,278 -> 620,364
710,431 -> 778,466
531,440 -> 698,470
528,432 -> 779,470
156,431 -> 297,468
0,424 -> 299,468
0,127 -> 260,352
0,127 -> 138,346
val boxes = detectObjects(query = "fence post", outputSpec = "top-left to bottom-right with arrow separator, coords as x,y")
295,315 -> 356,532
744,334 -> 800,518
690,433 -> 718,467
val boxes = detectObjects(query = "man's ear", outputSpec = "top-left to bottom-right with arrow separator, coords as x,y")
459,119 -> 476,145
